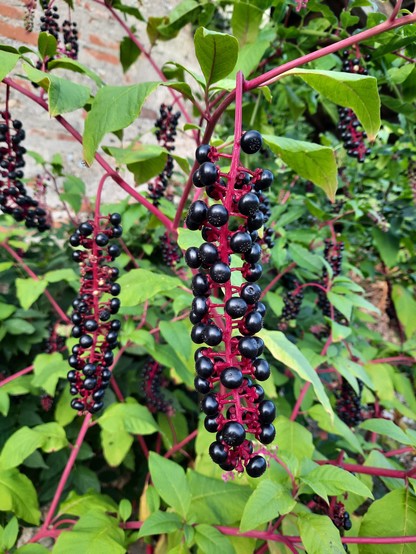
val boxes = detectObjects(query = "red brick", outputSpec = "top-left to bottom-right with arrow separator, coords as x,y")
0,20 -> 38,46
84,47 -> 119,65
89,34 -> 118,50
0,2 -> 25,20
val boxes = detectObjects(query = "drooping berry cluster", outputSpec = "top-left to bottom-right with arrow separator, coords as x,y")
160,231 -> 182,268
338,51 -> 371,162
23,0 -> 36,32
281,279 -> 304,321
408,161 -> 416,204
44,322 -> 66,354
312,496 -> 352,532
0,109 -> 51,231
185,129 -> 276,478
317,239 -> 346,323
38,2 -> 79,61
148,104 -> 181,205
335,377 -> 363,427
140,357 -> 174,415
67,213 -> 122,414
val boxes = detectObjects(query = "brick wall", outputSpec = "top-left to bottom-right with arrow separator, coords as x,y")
0,0 -> 197,209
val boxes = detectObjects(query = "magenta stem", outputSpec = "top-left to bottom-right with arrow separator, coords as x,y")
164,429 -> 198,459
0,365 -> 34,387
316,459 -> 408,479
290,381 -> 311,421
2,241 -> 70,323
261,262 -> 297,298
369,356 -> 416,365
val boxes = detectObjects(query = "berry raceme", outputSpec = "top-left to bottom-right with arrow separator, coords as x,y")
0,108 -> 51,231
335,377 -> 364,427
160,231 -> 182,268
140,357 -> 174,415
281,278 -> 304,322
67,213 -> 122,414
338,51 -> 371,163
318,239 -> 346,324
148,103 -> 181,205
185,129 -> 276,478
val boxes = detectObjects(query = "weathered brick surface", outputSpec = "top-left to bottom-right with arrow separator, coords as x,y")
0,0 -> 198,207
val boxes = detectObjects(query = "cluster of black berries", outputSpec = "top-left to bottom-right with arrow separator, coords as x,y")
312,496 -> 352,531
0,110 -> 51,231
317,239 -> 346,323
67,213 -> 122,414
44,322 -> 66,354
408,161 -> 416,204
148,104 -> 181,205
338,51 -> 371,162
335,378 -> 363,427
140,357 -> 173,415
23,0 -> 36,32
38,2 -> 79,62
185,130 -> 276,478
160,231 -> 182,268
281,279 -> 304,321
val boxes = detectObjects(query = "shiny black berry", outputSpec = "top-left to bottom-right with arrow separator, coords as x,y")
258,400 -> 276,424
195,144 -> 212,164
220,367 -> 243,389
199,162 -> 219,186
240,130 -> 263,154
210,262 -> 231,283
225,297 -> 248,318
246,455 -> 267,477
222,421 -> 246,446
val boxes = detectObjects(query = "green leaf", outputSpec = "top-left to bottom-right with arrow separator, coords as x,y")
23,63 -> 90,116
0,303 -> 15,320
275,416 -> 315,459
104,144 -> 167,184
32,352 -> 67,396
157,0 -> 201,39
0,468 -> 40,524
327,292 -> 352,321
119,499 -> 132,522
3,318 -> 35,335
297,513 -> 344,554
330,319 -> 352,342
120,36 -> 141,73
37,32 -> 57,58
118,269 -> 181,307
0,389 -> 10,417
288,243 -> 322,273
194,27 -> 238,87
177,227 -> 204,250
359,419 -> 415,446
100,429 -> 133,468
231,3 -> 263,46
188,471 -> 251,525
359,489 -> 416,553
47,58 -> 104,87
263,135 -> 337,201
0,427 -> 43,470
33,422 -> 68,452
112,0 -> 144,21
149,452 -> 191,519
285,69 -> 380,139
392,285 -> 416,339
15,278 -> 47,310
83,81 -> 159,165
2,516 -> 18,550
138,510 -> 182,538
194,524 -> 234,554
53,512 -> 126,554
302,465 -> 373,502
16,546 -> 50,554
58,491 -> 118,517
240,480 -> 296,532
372,228 -> 399,268
0,50 -> 20,80
44,268 -> 78,285
308,404 -> 363,454
260,330 -> 333,417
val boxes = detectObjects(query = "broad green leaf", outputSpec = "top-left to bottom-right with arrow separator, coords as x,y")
83,81 -> 159,165
0,427 -> 44,470
177,227 -> 204,250
138,510 -> 182,538
149,452 -> 191,519
100,428 -> 133,467
359,419 -> 415,446
119,499 -> 132,522
33,422 -> 68,452
98,398 -> 159,435
15,278 -> 47,310
308,404 -> 363,454
159,320 -> 191,367
23,63 -> 90,116
359,489 -> 416,553
289,243 -> 322,272
0,469 -> 40,524
2,516 -> 18,550
112,0 -> 144,21
263,135 -> 337,201
261,330 -> 333,417
194,524 -> 234,554
332,358 -> 373,392
53,512 -> 126,554
194,27 -> 238,87
330,320 -> 352,342
0,50 -> 20,80
157,0 -> 201,39
38,32 -> 57,58
16,546 -> 49,554
372,228 -> 399,268
118,269 -> 181,307
44,268 -> 78,284
297,513 -> 344,554
0,303 -> 15,320
392,285 -> 416,339
120,36 -> 141,73
275,416 -> 314,459
327,292 -> 352,321
285,69 -> 380,139
3,318 -> 35,335
47,57 -> 104,86
58,491 -> 118,517
105,144 -> 167,184
240,480 -> 296,532
188,471 -> 251,525
231,3 -> 263,46
32,352 -> 66,396
302,465 -> 373,502
0,390 -> 9,417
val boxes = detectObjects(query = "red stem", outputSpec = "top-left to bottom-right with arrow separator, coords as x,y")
2,241 -> 70,323
164,429 -> 198,459
261,262 -> 297,297
316,459 -> 409,478
290,382 -> 311,421
0,365 -> 34,388
369,356 -> 416,365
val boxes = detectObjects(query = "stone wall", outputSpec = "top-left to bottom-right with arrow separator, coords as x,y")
0,0 -> 198,210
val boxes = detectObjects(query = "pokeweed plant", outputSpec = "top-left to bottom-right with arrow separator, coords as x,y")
0,1 -> 415,553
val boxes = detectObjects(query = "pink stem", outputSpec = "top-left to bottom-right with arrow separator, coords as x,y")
383,447 -> 415,458
316,459 -> 408,478
0,365 -> 34,387
164,429 -> 198,459
2,241 -> 70,323
261,262 -> 297,297
290,382 -> 311,421
369,356 -> 416,365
